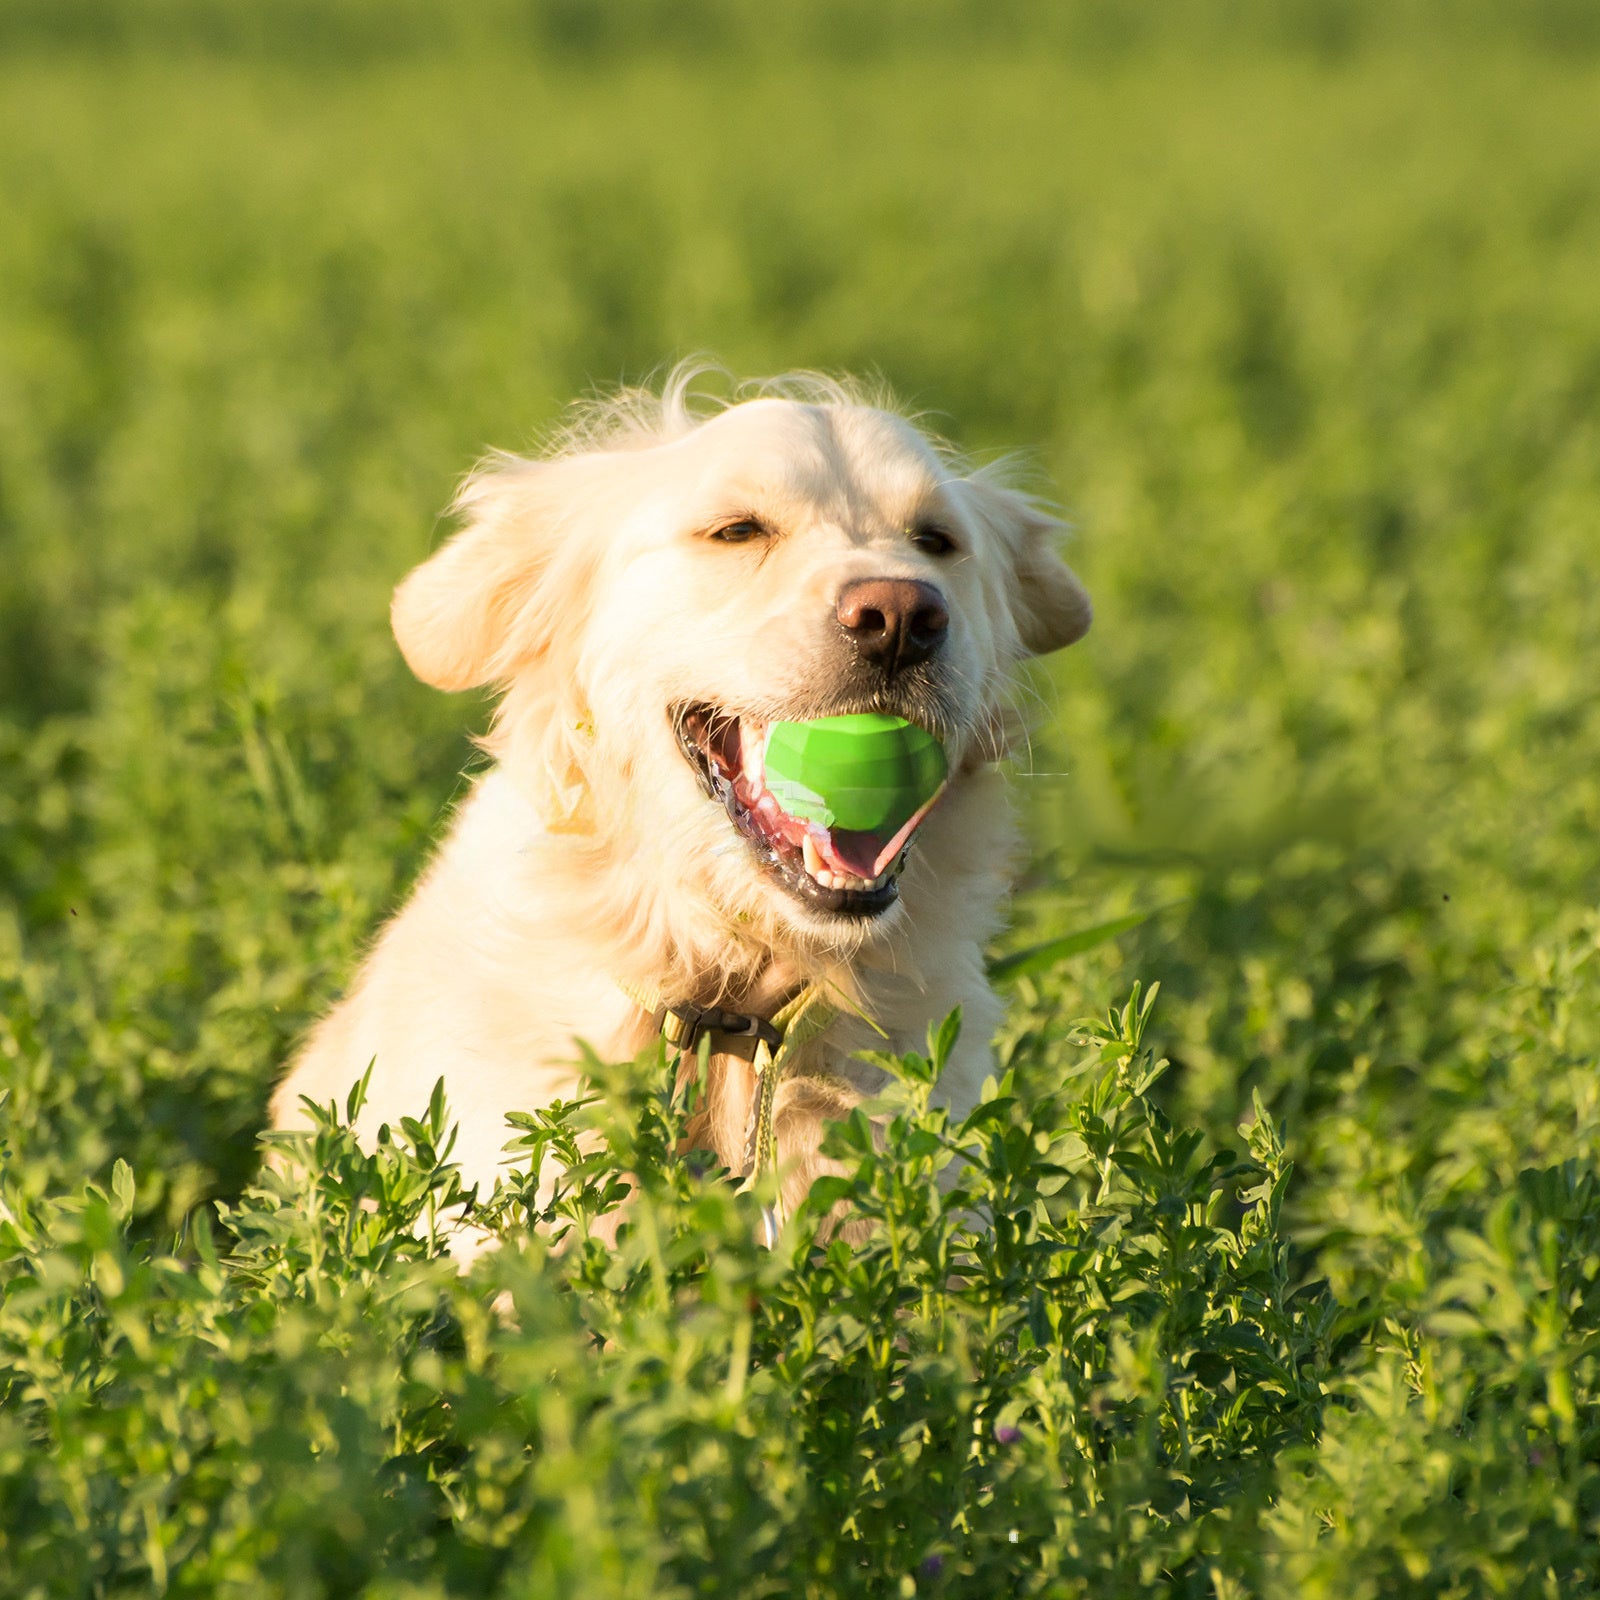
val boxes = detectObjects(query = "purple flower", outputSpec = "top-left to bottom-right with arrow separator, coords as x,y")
919,1554 -> 945,1578
994,1423 -> 1022,1445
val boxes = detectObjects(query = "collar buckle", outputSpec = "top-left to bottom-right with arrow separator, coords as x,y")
661,1003 -> 783,1055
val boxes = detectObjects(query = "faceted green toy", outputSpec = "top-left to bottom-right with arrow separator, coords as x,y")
764,713 -> 947,836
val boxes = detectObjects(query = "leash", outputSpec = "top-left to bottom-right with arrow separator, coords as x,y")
618,977 -> 837,1244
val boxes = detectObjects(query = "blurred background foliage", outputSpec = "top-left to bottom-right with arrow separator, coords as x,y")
1,0 -> 1599,1590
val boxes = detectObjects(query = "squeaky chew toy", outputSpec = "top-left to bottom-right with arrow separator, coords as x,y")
763,713 -> 948,866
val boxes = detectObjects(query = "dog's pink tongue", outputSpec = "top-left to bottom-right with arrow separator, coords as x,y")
815,790 -> 945,880
822,828 -> 888,879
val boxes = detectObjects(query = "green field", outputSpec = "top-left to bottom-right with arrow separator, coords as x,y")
3,4 -> 1600,1593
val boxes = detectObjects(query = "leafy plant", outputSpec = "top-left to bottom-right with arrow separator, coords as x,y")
3,3 -> 1600,1589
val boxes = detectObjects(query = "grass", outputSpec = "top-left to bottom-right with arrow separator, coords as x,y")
2,3 -> 1599,1593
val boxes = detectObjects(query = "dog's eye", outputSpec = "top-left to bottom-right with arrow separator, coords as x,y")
909,524 -> 958,557
709,518 -> 768,545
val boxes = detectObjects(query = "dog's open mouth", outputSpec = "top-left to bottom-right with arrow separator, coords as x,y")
674,704 -> 943,917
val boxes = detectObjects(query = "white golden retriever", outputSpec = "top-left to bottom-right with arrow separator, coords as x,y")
270,369 -> 1090,1226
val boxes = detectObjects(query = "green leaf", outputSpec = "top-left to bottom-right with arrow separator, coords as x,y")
985,908 -> 1169,984
929,1005 -> 964,1070
110,1158 -> 135,1219
345,1061 -> 375,1125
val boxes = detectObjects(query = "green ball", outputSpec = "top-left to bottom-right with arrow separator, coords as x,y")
764,713 -> 948,836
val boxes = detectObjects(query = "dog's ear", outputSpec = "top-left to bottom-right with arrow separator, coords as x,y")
959,476 -> 1092,657
392,454 -> 596,692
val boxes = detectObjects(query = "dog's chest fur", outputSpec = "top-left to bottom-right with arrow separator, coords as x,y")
272,766 -> 1008,1214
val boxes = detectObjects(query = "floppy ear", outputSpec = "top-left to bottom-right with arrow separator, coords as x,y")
1011,506 -> 1092,655
392,454 -> 592,692
960,477 -> 1092,657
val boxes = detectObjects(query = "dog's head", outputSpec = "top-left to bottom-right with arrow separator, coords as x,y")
391,375 -> 1089,958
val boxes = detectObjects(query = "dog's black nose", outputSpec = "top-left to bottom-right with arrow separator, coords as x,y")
836,578 -> 949,674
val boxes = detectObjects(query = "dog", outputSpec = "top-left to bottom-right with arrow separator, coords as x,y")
269,368 -> 1090,1238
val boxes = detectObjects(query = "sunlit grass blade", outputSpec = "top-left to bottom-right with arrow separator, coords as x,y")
985,906 -> 1169,984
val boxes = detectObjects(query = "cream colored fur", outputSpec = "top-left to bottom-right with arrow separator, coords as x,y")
269,369 -> 1090,1231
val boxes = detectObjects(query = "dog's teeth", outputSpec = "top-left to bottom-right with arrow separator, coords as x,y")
740,720 -> 767,786
796,833 -> 894,895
